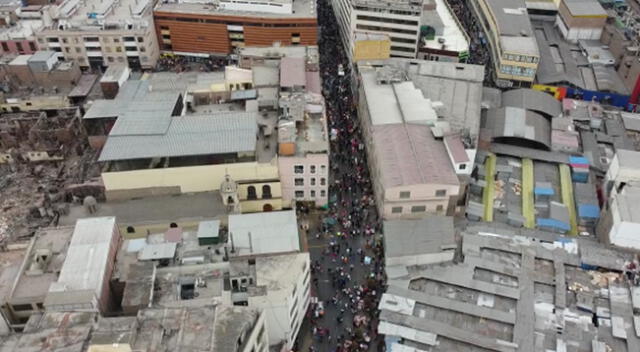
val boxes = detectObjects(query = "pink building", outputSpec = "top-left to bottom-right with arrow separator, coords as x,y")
279,153 -> 330,208
0,6 -> 48,55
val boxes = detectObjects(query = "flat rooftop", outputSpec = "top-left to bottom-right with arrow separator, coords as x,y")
154,0 -> 317,18
421,0 -> 469,53
484,0 -> 539,56
227,210 -> 300,257
10,226 -> 74,302
58,192 -> 226,227
383,216 -> 456,258
48,0 -> 153,31
251,252 -> 308,293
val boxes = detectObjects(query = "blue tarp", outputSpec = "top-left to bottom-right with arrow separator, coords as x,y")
537,218 -> 571,232
534,187 -> 554,196
569,156 -> 589,165
578,204 -> 600,219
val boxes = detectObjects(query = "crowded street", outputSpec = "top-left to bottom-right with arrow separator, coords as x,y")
294,0 -> 386,351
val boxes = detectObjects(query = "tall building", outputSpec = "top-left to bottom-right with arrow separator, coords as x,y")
153,0 -> 317,57
34,0 -> 160,70
470,0 -> 540,87
332,0 -> 424,59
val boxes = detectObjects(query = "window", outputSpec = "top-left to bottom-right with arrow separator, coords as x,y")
12,304 -> 33,311
310,165 -> 316,174
107,57 -> 114,62
137,36 -> 144,42
295,190 -> 304,198
160,25 -> 169,30
411,205 -> 426,213
310,178 -> 316,186
15,42 -> 23,52
295,178 -> 304,186
320,190 -> 326,197
28,42 -> 36,51
435,190 -> 447,197
170,222 -> 178,228
75,47 -> 82,53
320,178 -> 326,186
125,46 -> 137,51
310,190 -> 316,197
459,164 -> 467,170
123,36 -> 135,41
247,186 -> 257,200
391,207 -> 402,214
116,47 -> 122,52
83,37 -> 99,42
62,38 -> 68,43
399,191 -> 410,199
294,165 -> 304,174
262,185 -> 272,199
436,204 -> 444,212
1,42 -> 9,51
113,38 -> 120,42
127,226 -> 135,233
320,165 -> 326,174
64,47 -> 70,53
46,37 -> 59,42
139,47 -> 146,52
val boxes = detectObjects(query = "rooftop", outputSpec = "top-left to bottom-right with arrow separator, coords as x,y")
380,230 -> 636,352
250,252 -> 308,293
46,0 -> 154,32
372,124 -> 460,188
383,216 -> 456,258
44,217 -> 117,308
227,210 -> 300,256
154,0 -> 317,18
562,0 -> 606,17
10,226 -> 74,302
485,0 -> 539,56
421,0 -> 469,53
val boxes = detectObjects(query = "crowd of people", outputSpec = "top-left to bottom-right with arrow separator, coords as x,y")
295,0 -> 387,351
155,55 -> 227,72
297,0 -> 385,352
447,0 -> 494,85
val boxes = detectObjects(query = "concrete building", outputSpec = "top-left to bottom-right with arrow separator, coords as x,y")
383,216 -> 456,267
0,51 -> 90,112
227,210 -> 300,257
0,243 -> 27,335
235,45 -> 330,208
43,217 -> 121,313
379,229 -> 638,351
417,0 -> 470,62
34,0 -> 160,70
0,5 -> 50,56
153,0 -> 317,57
356,59 -> 484,218
599,186 -> 640,250
83,70 -> 285,212
1,226 -> 74,332
556,0 -> 607,43
332,0 -> 424,59
604,149 -> 640,198
470,0 -> 540,87
353,31 -> 391,61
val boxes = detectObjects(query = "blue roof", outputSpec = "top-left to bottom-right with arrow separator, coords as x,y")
578,204 -> 600,219
569,156 -> 590,165
534,187 -> 555,196
537,218 -> 571,231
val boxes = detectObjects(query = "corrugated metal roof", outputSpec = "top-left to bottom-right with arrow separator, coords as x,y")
502,89 -> 561,118
372,124 -> 459,188
228,210 -> 299,256
99,112 -> 258,161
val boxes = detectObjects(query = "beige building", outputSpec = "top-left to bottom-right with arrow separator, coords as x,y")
556,0 -> 607,43
34,0 -> 159,70
471,0 -> 539,87
84,70 -> 285,213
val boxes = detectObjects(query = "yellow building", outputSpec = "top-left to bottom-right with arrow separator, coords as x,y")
353,32 -> 391,62
471,0 -> 540,87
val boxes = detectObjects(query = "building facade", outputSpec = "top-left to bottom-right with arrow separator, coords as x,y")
34,0 -> 160,70
556,0 -> 606,43
153,0 -> 317,57
470,0 -> 539,87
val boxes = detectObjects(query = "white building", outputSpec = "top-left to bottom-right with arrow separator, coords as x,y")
34,0 -> 160,70
229,253 -> 310,350
227,210 -> 300,257
43,217 -> 121,313
604,149 -> 640,197
604,186 -> 640,250
332,0 -> 424,59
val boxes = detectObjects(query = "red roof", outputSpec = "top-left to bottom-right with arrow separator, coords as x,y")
444,135 -> 469,164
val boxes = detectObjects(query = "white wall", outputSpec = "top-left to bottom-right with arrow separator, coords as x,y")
386,251 -> 455,267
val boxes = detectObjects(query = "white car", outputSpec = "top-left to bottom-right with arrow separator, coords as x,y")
338,64 -> 345,76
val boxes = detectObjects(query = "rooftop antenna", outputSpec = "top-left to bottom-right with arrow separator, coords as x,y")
230,232 -> 235,253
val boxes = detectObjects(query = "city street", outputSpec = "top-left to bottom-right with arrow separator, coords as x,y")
294,0 -> 386,350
